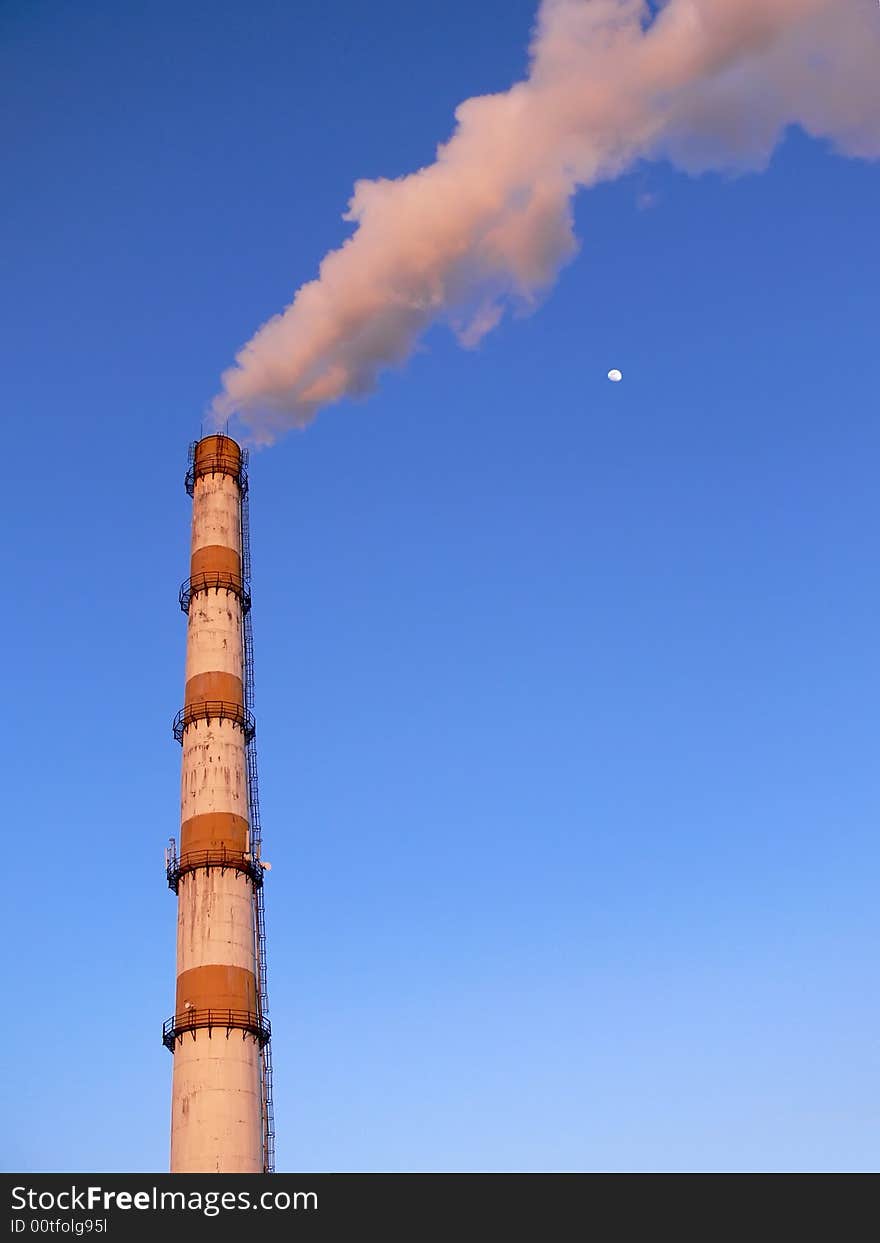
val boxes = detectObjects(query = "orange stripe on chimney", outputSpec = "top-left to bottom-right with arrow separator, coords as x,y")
185,671 -> 244,707
176,964 -> 258,1016
180,812 -> 249,856
190,544 -> 242,579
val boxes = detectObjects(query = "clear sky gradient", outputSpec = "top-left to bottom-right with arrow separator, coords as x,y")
2,0 -> 878,1172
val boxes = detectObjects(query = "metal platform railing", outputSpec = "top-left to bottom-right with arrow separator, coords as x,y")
172,701 -> 256,743
166,847 -> 264,893
162,1008 -> 271,1051
179,572 -> 251,616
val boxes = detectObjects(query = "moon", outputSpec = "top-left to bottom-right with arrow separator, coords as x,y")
607,369 -> 622,382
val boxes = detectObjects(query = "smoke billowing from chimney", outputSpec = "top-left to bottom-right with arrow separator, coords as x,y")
213,0 -> 880,442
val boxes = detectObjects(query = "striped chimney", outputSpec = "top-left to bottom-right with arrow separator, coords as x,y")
164,434 -> 274,1173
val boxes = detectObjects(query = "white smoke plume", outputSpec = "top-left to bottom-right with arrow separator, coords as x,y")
213,0 -> 880,441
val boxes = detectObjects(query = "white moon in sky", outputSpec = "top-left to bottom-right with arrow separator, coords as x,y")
607,369 -> 622,382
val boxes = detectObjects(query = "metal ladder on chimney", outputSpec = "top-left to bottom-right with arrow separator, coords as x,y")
240,463 -> 276,1175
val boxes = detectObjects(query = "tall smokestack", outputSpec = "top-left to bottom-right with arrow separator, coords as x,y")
163,434 -> 274,1174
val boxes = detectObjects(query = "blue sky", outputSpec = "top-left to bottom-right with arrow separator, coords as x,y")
2,0 -> 878,1172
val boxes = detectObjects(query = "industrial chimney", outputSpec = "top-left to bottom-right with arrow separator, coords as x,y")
163,434 -> 274,1173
